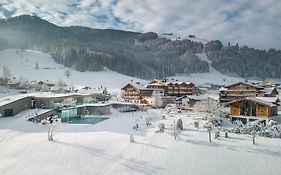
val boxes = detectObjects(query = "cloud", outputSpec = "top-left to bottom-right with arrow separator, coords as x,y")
0,0 -> 281,49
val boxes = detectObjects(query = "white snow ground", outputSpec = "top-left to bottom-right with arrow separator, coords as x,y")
1,109 -> 281,175
0,49 -> 147,94
1,49 -> 281,175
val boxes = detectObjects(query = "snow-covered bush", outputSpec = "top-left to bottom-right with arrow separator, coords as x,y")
194,120 -> 199,128
158,123 -> 165,132
267,119 -> 278,127
41,115 -> 61,141
258,125 -> 280,138
144,116 -> 152,127
193,97 -> 225,122
231,119 -> 281,138
210,117 -> 222,127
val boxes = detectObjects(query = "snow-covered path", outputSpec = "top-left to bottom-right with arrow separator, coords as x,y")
1,109 -> 281,175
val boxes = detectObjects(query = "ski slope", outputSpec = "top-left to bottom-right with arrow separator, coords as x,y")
0,49 -> 147,94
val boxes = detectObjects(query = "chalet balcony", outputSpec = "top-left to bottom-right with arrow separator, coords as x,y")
220,93 -> 257,97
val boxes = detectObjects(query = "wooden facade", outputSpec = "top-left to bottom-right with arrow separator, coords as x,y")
166,82 -> 196,96
219,82 -> 262,103
121,83 -> 145,104
228,97 -> 278,118
146,79 -> 197,97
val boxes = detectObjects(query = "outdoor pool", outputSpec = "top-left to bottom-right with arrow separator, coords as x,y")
68,117 -> 109,125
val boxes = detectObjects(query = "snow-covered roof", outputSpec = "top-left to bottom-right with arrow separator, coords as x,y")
246,97 -> 277,107
187,95 -> 209,101
165,80 -> 192,85
32,92 -> 99,98
0,94 -> 31,106
76,103 -> 111,108
228,97 -> 278,107
0,92 -> 102,106
262,87 -> 278,95
219,87 -> 228,91
7,78 -> 20,85
121,83 -> 146,90
255,97 -> 279,103
224,82 -> 260,89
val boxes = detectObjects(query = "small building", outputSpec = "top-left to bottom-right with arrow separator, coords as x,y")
0,95 -> 34,117
0,92 -> 108,119
176,95 -> 210,110
228,97 -> 279,122
260,87 -> 279,97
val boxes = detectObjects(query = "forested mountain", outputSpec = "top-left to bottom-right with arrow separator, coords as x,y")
205,41 -> 281,79
0,15 -> 280,80
0,15 -> 208,79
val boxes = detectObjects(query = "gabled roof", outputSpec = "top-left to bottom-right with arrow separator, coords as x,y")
224,82 -> 260,89
228,97 -> 277,107
262,87 -> 279,95
121,83 -> 145,90
166,81 -> 193,86
149,79 -> 165,85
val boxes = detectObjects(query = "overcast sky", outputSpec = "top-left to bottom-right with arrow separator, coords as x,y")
1,0 -> 280,49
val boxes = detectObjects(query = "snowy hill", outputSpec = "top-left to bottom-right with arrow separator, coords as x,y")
0,49 -> 244,90
159,33 -> 209,44
0,49 -> 147,94
168,53 -> 244,86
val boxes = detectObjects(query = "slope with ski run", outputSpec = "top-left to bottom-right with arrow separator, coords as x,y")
0,49 -> 247,91
1,109 -> 281,175
0,49 -> 147,95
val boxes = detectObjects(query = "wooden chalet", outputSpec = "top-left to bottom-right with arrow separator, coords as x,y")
121,83 -> 147,104
121,82 -> 173,107
228,97 -> 279,121
219,82 -> 263,103
146,79 -> 197,97
165,81 -> 196,97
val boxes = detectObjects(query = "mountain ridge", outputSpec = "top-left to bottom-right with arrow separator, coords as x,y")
0,15 -> 280,80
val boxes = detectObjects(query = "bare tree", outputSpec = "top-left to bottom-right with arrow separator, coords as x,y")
193,97 -> 225,122
1,65 -> 11,85
35,62 -> 39,70
57,79 -> 65,92
41,115 -> 61,141
65,69 -> 71,79
205,122 -> 213,143
158,123 -> 165,132
129,133 -> 135,142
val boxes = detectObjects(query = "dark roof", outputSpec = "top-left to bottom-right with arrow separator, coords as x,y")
224,82 -> 260,89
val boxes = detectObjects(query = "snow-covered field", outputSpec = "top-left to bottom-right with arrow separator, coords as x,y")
0,49 -> 147,94
1,109 -> 281,175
